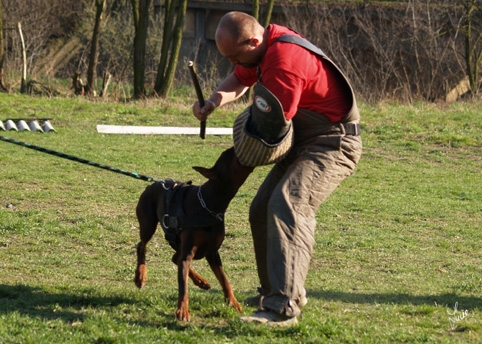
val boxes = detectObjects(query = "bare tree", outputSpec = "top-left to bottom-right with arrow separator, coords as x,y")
253,0 -> 260,20
461,0 -> 482,96
18,22 -> 27,93
85,0 -> 107,96
1,0 -> 476,103
0,1 -> 8,91
262,0 -> 275,27
131,0 -> 151,99
153,0 -> 188,97
252,0 -> 274,27
2,0 -> 84,78
281,1 -> 465,102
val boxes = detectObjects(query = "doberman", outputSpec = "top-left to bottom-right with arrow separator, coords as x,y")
134,147 -> 253,321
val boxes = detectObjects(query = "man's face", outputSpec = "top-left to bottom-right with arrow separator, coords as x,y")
217,36 -> 261,68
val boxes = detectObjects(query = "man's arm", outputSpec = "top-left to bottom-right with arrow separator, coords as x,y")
192,73 -> 249,122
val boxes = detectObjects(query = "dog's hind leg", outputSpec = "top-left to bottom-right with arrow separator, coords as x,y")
134,190 -> 159,289
135,240 -> 149,288
189,269 -> 211,290
174,247 -> 198,321
206,252 -> 242,312
172,252 -> 211,290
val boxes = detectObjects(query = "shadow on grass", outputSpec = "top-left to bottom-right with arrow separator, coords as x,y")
0,283 -> 214,330
310,289 -> 482,310
3,283 -> 478,334
0,283 -> 136,323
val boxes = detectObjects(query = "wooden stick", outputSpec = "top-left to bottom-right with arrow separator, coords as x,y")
188,61 -> 206,139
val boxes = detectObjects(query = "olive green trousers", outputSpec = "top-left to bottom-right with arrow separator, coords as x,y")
249,108 -> 362,317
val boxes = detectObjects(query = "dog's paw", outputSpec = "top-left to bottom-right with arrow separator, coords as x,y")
175,308 -> 191,322
227,298 -> 243,312
195,280 -> 211,290
189,273 -> 211,290
134,265 -> 147,288
134,279 -> 145,289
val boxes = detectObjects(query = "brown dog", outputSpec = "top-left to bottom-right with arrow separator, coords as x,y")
134,147 -> 253,321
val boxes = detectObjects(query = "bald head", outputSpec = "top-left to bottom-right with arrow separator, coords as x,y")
215,12 -> 264,44
215,12 -> 267,67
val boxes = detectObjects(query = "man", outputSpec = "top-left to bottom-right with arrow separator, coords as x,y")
192,11 -> 362,326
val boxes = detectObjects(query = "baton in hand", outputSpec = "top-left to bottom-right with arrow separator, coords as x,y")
188,61 -> 206,139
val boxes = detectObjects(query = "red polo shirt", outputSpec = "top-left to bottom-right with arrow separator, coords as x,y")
234,24 -> 351,123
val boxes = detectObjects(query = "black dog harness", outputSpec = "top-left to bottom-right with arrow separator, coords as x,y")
160,179 -> 224,250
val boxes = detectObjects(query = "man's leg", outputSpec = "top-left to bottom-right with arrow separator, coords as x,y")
249,162 -> 288,297
262,136 -> 362,317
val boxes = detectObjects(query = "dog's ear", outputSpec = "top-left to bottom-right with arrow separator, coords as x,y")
192,166 -> 214,179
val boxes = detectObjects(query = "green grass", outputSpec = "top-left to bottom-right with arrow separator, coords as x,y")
0,93 -> 481,343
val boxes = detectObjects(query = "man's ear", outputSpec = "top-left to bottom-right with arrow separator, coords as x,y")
250,37 -> 261,47
192,166 -> 214,179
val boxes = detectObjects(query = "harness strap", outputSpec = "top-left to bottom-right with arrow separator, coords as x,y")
273,34 -> 361,124
161,181 -> 191,249
274,35 -> 327,58
160,181 -> 225,250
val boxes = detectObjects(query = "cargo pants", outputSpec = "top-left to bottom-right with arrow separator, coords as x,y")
248,108 -> 362,317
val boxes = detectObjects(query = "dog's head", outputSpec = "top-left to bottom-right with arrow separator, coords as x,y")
192,147 -> 253,189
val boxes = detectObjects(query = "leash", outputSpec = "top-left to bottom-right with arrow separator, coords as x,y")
0,135 -> 159,182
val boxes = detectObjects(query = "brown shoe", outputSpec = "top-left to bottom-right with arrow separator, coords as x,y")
240,310 -> 298,327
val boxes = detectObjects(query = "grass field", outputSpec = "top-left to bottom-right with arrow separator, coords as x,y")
0,92 -> 481,343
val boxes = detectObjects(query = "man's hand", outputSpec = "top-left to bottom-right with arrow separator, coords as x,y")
192,99 -> 216,122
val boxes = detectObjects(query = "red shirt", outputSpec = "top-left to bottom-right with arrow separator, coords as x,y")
234,24 -> 351,122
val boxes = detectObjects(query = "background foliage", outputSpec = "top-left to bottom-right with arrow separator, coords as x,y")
1,0 -> 481,102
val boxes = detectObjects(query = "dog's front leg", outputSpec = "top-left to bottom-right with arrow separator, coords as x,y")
175,250 -> 196,321
206,252 -> 242,312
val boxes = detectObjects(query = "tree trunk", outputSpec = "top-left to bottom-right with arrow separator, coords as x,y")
131,0 -> 151,99
252,0 -> 274,27
262,0 -> 275,28
154,0 -> 174,93
463,0 -> 482,97
100,70 -> 111,98
252,0 -> 259,20
86,0 -> 107,96
154,0 -> 188,97
0,1 -> 8,92
18,22 -> 27,93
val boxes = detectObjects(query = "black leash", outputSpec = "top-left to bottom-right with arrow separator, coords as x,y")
0,135 -> 158,182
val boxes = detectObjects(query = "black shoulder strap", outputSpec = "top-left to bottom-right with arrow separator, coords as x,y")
272,34 -> 360,123
273,35 -> 327,58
